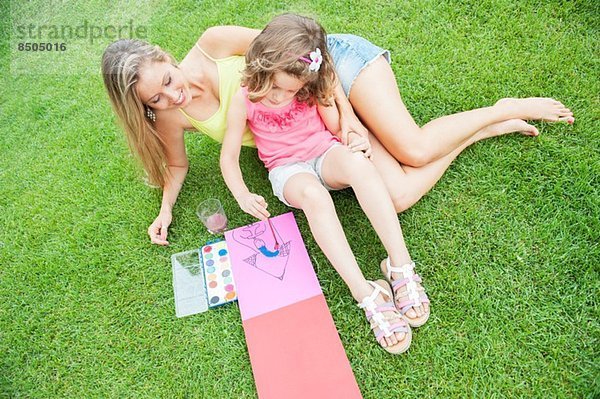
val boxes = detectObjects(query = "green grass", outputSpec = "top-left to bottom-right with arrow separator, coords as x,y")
1,0 -> 598,397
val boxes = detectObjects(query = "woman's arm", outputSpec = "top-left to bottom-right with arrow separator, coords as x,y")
331,83 -> 372,158
147,120 -> 189,245
197,26 -> 261,59
321,92 -> 373,159
220,90 -> 270,220
332,81 -> 370,143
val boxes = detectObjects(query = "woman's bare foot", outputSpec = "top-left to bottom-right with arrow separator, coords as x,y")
495,97 -> 575,123
476,118 -> 540,141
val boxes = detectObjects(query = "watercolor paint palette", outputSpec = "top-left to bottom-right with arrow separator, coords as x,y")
200,240 -> 237,308
171,240 -> 237,318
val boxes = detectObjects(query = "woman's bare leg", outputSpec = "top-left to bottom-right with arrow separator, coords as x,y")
370,119 -> 540,212
349,57 -> 573,167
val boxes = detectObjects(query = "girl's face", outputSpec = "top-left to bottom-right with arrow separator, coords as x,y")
136,61 -> 191,110
261,72 -> 304,108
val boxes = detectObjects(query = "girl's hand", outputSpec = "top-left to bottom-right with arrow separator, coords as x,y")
237,193 -> 270,220
347,131 -> 373,159
148,211 -> 172,246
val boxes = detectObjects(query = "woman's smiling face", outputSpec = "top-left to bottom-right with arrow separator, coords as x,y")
136,61 -> 192,110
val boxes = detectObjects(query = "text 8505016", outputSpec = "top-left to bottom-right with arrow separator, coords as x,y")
17,43 -> 67,51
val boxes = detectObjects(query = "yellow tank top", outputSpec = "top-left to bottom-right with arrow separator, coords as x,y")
179,45 -> 256,148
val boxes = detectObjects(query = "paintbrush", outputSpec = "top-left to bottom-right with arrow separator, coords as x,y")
267,218 -> 279,250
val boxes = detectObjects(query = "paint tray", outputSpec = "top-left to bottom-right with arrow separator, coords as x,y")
199,240 -> 238,308
171,240 -> 237,318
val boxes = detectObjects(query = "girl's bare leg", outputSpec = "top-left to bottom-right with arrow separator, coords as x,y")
320,146 -> 429,319
321,147 -> 411,264
349,57 -> 573,167
282,173 -> 406,348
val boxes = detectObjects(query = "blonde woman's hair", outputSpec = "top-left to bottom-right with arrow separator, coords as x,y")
101,39 -> 176,187
242,14 -> 337,107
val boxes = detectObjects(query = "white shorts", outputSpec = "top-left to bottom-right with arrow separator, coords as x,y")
268,143 -> 343,207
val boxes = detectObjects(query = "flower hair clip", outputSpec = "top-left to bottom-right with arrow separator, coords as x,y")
299,47 -> 322,72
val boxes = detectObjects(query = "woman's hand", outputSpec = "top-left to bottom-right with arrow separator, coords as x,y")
148,211 -> 172,246
237,192 -> 270,220
339,106 -> 370,145
347,131 -> 373,159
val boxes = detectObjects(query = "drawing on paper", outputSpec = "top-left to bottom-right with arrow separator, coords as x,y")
231,220 -> 291,280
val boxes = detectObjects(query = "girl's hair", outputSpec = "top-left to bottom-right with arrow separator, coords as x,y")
242,14 -> 337,107
101,39 -> 176,187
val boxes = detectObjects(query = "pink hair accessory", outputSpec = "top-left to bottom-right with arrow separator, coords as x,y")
299,47 -> 322,72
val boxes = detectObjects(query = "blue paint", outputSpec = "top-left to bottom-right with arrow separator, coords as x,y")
258,245 -> 279,258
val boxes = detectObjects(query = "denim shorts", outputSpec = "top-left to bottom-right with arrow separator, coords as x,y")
327,34 -> 391,97
268,143 -> 343,207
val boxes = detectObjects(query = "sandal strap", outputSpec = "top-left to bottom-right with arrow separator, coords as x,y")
385,258 -> 417,279
385,258 -> 424,307
391,275 -> 422,289
365,302 -> 397,318
397,294 -> 430,315
375,321 -> 409,342
357,281 -> 391,312
358,281 -> 399,338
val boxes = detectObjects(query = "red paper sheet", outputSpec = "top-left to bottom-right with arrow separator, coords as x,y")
243,295 -> 362,399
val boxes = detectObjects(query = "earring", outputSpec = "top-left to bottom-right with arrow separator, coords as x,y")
145,106 -> 156,122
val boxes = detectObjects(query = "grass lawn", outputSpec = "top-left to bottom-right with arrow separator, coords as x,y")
1,0 -> 598,397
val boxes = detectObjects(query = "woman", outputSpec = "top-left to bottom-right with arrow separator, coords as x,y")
101,17 -> 573,246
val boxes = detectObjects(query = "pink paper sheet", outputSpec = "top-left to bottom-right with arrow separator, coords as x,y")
225,212 -> 323,321
226,212 -> 362,398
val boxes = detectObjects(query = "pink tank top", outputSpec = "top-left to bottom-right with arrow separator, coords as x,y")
243,88 -> 340,171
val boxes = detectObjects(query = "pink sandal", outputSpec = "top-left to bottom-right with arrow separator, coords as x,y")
381,258 -> 430,327
357,280 -> 412,354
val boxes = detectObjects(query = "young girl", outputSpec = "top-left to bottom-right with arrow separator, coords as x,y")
220,14 -> 429,354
